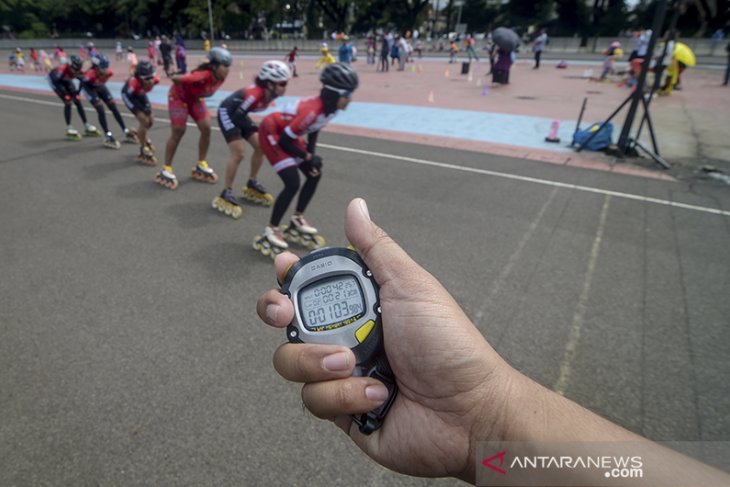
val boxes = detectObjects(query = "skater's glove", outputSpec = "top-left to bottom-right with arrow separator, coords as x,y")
310,154 -> 323,170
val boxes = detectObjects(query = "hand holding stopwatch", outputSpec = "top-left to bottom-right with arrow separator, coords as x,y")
281,247 -> 397,434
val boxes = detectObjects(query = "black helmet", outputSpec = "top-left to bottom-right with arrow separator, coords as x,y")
320,63 -> 359,93
135,60 -> 155,79
91,54 -> 109,69
69,55 -> 83,70
208,47 -> 232,67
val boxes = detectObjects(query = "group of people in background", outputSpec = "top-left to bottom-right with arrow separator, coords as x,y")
27,40 -> 359,257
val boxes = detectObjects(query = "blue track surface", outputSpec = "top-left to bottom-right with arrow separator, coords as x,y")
1,74 -> 576,152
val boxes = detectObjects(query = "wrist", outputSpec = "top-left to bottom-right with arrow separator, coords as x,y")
459,361 -> 521,483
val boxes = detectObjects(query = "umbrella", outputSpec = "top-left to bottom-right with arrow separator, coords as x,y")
492,27 -> 520,52
674,42 -> 696,67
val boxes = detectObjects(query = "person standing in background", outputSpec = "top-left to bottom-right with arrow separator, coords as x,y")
722,42 -> 730,86
533,29 -> 547,69
159,36 -> 173,76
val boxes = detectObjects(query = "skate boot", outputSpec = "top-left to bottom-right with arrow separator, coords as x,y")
124,128 -> 139,144
253,226 -> 289,260
212,188 -> 243,219
136,144 -> 157,166
103,132 -> 121,149
154,165 -> 178,189
241,179 -> 274,206
191,160 -> 218,183
282,214 -> 326,249
65,126 -> 81,141
84,122 -> 102,137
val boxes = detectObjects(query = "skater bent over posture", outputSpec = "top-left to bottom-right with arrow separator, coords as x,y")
214,60 -> 291,218
121,61 -> 161,166
157,47 -> 232,190
48,55 -> 98,139
254,63 -> 359,255
80,54 -> 133,149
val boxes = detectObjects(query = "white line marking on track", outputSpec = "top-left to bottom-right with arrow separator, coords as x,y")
553,195 -> 611,395
3,92 -> 729,218
318,143 -> 730,217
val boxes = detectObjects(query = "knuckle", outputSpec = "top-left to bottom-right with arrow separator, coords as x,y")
335,380 -> 359,411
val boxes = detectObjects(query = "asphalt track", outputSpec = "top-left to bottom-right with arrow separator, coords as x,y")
1,90 -> 729,486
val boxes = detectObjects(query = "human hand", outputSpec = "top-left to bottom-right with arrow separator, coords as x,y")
256,198 -> 518,482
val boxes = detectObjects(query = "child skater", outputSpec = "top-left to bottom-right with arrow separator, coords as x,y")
213,60 -> 291,219
155,47 -> 232,190
121,60 -> 161,165
253,63 -> 359,257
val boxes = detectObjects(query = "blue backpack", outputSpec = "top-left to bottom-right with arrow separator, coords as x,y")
573,122 -> 613,151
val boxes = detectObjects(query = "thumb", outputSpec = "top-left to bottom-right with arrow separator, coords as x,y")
345,198 -> 421,288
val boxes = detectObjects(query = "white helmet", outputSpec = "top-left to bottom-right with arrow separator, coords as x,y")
259,60 -> 291,83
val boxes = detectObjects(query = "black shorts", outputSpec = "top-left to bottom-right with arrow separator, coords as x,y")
217,106 -> 258,143
121,81 -> 152,116
81,83 -> 114,105
48,75 -> 78,101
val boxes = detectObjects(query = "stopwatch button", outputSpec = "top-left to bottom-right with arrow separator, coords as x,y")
355,320 -> 376,343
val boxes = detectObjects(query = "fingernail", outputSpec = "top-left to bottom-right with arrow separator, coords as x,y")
365,384 -> 388,402
265,304 -> 279,322
358,198 -> 371,222
322,352 -> 350,372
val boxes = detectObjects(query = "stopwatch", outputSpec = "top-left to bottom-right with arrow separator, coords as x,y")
281,247 -> 397,434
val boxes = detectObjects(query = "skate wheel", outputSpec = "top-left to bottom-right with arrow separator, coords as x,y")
252,236 -> 262,251
170,180 -> 178,190
261,245 -> 271,257
232,207 -> 243,219
209,173 -> 218,183
312,235 -> 326,249
262,194 -> 274,206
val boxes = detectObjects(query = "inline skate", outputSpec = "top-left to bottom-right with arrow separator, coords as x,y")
212,188 -> 243,219
84,122 -> 102,137
252,226 -> 288,259
136,144 -> 157,166
65,126 -> 81,140
241,179 -> 274,206
103,132 -> 121,149
191,160 -> 218,183
154,165 -> 178,189
282,214 -> 326,249
124,128 -> 139,144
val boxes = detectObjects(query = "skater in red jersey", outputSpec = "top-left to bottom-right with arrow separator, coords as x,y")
156,47 -> 232,190
121,61 -> 161,165
253,63 -> 359,257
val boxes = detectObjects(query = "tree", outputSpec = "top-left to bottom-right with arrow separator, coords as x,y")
460,0 -> 501,33
553,0 -> 591,38
314,0 -> 351,32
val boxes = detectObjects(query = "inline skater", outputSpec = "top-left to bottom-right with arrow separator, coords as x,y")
121,60 -> 161,165
156,46 -> 232,190
80,54 -> 135,149
47,54 -> 99,139
213,60 -> 291,219
253,63 -> 358,257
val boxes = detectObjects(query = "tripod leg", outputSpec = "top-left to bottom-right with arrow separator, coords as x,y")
640,95 -> 660,156
633,139 -> 670,169
576,94 -> 632,153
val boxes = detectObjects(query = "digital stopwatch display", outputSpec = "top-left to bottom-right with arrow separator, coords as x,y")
282,247 -> 398,434
298,274 -> 365,330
